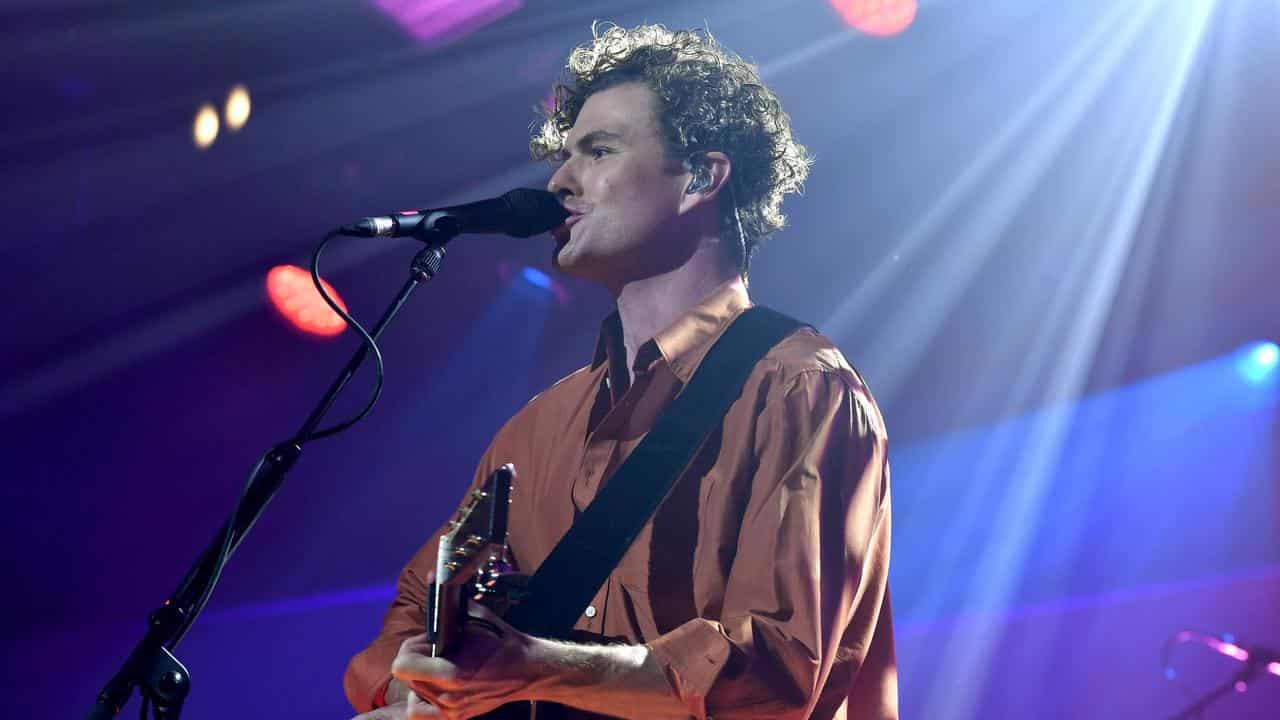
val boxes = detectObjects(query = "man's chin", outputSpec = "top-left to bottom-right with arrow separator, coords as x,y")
550,239 -> 579,276
551,242 -> 603,284
551,253 -> 585,280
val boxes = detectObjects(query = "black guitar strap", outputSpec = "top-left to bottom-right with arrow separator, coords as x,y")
504,306 -> 806,639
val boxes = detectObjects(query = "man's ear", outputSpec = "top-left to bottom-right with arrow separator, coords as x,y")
678,151 -> 732,215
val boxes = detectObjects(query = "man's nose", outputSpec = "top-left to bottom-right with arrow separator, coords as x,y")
547,160 -> 578,199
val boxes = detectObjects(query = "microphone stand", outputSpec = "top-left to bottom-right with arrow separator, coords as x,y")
86,231 -> 453,719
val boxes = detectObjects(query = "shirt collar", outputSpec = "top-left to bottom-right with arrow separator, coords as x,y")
591,277 -> 752,384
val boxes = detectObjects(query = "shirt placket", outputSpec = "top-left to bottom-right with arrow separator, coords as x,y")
569,374 -> 619,634
571,357 -> 659,635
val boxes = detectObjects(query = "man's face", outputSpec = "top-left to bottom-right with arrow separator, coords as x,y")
546,82 -> 695,289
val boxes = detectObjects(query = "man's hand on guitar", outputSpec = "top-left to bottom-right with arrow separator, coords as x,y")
390,601 -> 541,720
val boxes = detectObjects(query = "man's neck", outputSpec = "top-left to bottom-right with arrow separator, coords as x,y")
613,247 -> 743,381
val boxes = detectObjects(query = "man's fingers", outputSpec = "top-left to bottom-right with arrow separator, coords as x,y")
393,635 -> 467,687
463,616 -> 506,639
405,691 -> 448,719
349,700 -> 409,719
408,692 -> 491,720
392,653 -> 462,688
464,599 -> 511,628
397,631 -> 437,655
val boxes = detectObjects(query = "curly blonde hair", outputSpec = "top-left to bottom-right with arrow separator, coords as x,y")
530,23 -> 812,273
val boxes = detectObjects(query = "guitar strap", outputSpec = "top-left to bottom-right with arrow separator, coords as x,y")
503,306 -> 806,639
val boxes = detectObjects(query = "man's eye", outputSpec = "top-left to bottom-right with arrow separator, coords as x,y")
590,147 -> 612,159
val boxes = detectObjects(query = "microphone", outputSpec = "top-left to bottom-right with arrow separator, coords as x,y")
341,188 -> 569,239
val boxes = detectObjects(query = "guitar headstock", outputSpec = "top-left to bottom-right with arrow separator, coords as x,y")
435,463 -> 513,587
427,464 -> 513,654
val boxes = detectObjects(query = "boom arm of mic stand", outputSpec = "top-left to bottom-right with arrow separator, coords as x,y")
1166,665 -> 1255,720
86,237 -> 451,719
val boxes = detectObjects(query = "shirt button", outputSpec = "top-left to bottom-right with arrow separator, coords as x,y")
584,605 -> 597,618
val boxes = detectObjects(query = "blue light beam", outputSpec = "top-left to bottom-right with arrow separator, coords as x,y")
521,266 -> 552,290
1237,341 -> 1279,385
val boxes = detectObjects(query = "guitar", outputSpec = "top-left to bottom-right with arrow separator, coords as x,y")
427,463 -> 516,658
423,464 -> 556,719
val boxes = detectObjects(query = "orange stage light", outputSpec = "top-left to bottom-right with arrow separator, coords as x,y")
266,265 -> 348,337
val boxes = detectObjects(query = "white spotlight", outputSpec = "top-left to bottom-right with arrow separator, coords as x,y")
224,85 -> 251,131
193,103 -> 219,149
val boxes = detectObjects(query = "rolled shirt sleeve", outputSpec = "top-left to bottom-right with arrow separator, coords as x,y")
647,368 -> 895,720
343,528 -> 442,712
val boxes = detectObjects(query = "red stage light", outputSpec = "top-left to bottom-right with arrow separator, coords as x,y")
266,265 -> 348,337
830,0 -> 918,37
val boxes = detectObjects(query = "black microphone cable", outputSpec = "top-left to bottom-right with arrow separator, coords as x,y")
305,229 -> 385,440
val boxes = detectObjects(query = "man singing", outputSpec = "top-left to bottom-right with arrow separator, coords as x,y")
345,23 -> 896,720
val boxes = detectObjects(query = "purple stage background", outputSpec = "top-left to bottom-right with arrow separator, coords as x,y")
2,1 -> 1277,717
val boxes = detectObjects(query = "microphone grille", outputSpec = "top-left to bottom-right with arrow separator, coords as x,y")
501,188 -> 570,238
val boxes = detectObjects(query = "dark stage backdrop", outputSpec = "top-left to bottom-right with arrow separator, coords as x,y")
2,1 -> 1277,717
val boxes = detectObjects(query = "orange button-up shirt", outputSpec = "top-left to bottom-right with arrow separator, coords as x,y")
345,279 -> 897,719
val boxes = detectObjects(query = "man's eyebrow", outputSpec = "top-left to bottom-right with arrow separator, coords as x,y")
570,129 -> 625,150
